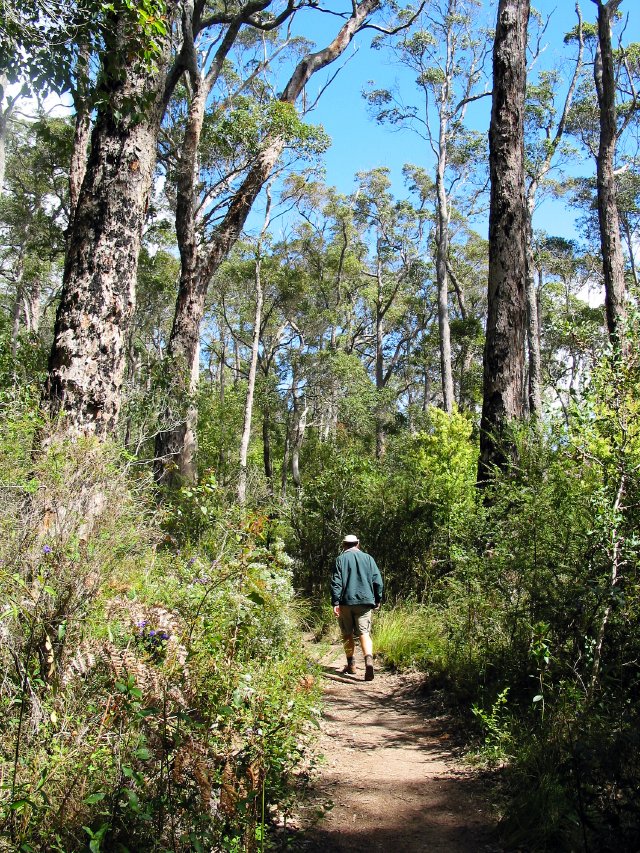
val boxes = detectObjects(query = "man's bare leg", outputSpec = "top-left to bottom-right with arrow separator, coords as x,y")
360,632 -> 374,681
359,632 -> 373,657
343,634 -> 356,674
343,634 -> 355,659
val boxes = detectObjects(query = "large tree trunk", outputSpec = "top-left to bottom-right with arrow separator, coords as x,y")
69,44 -> 92,222
593,0 -> 627,348
42,10 -> 178,440
154,0 -> 380,483
153,72 -> 208,486
478,0 -> 530,482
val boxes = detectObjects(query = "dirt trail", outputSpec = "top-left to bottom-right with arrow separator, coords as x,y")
300,643 -> 501,853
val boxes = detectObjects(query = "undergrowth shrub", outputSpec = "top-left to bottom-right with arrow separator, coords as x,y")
372,605 -> 446,671
0,417 -> 320,851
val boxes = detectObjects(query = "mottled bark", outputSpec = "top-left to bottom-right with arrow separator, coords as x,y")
69,110 -> 92,223
478,0 -> 530,482
42,9 -> 178,440
592,0 -> 627,348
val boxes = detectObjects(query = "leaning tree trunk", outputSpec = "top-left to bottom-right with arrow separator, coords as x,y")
237,240 -> 266,505
42,10 -> 177,440
478,0 -> 530,483
154,0 -> 380,483
69,43 -> 92,223
593,0 -> 627,349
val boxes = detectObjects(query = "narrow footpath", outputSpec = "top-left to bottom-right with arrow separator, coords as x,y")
299,643 -> 502,853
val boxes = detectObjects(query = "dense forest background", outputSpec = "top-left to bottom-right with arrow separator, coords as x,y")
0,0 -> 639,850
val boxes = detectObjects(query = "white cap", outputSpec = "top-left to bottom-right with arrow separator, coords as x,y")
342,534 -> 359,545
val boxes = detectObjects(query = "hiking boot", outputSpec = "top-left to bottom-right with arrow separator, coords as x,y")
364,655 -> 374,681
344,658 -> 356,675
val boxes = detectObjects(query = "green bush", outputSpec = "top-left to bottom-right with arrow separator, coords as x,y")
0,417 -> 320,851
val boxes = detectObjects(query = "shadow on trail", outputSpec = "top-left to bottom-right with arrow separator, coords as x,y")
319,668 -> 462,755
300,655 -> 500,853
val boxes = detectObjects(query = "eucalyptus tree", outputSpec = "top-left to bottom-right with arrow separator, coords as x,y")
0,75 -> 23,193
478,0 -> 530,482
278,175 -> 369,443
365,0 -> 490,413
41,0 -> 183,439
535,236 -> 605,419
154,0 -> 393,484
442,223 -> 487,409
354,167 -> 428,457
564,1 -> 639,349
522,6 -> 585,417
590,0 -> 637,349
42,0 -> 305,443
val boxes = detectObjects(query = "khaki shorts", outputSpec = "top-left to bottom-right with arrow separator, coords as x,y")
338,604 -> 373,639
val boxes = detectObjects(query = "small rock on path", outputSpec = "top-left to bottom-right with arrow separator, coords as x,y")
300,643 -> 501,853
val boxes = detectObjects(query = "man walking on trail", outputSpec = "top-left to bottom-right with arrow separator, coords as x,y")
331,534 -> 383,681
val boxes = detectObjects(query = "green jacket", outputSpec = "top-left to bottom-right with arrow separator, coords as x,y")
331,547 -> 383,607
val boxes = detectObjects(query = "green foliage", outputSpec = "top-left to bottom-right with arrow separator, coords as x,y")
290,406 -> 478,600
0,408 -> 320,851
204,98 -> 330,162
373,604 -> 445,670
0,0 -> 168,96
471,688 -> 513,765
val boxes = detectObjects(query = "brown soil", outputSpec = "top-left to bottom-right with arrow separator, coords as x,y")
298,642 -> 502,853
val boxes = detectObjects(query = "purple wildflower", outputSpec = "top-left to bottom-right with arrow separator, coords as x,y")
188,557 -> 196,566
149,630 -> 156,637
42,545 -> 52,555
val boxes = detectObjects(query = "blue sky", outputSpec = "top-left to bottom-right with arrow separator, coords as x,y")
285,0 -> 639,243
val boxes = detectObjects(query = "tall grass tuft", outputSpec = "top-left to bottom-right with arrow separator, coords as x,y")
373,604 -> 446,671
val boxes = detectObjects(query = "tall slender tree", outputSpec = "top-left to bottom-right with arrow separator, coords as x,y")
478,0 -> 530,482
365,0 -> 489,414
523,6 -> 584,418
591,0 -> 633,350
